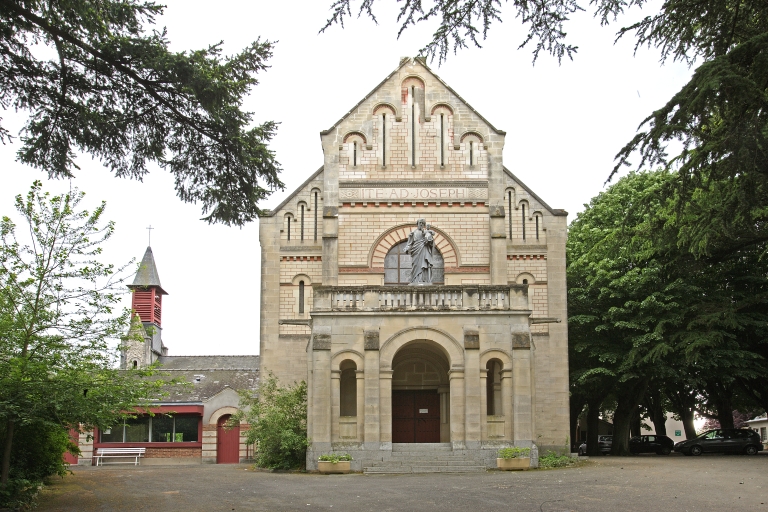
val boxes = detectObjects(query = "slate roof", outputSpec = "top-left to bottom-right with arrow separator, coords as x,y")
155,355 -> 260,403
129,246 -> 167,294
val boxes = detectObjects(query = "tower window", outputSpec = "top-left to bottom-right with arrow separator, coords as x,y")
508,191 -> 513,239
353,141 -> 357,167
313,192 -> 318,242
521,205 -> 526,240
287,216 -> 291,241
411,86 -> 416,167
440,114 -> 445,167
382,113 -> 387,167
536,215 -> 539,240
469,140 -> 474,167
299,281 -> 305,314
300,205 -> 305,241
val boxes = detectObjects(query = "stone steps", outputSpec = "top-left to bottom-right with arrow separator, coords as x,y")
363,444 -> 488,474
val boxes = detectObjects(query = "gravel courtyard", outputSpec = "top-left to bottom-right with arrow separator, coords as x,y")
37,453 -> 768,512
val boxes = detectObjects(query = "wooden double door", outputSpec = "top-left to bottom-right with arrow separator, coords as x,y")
392,390 -> 440,443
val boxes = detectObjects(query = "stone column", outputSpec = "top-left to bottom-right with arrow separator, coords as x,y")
379,370 -> 393,449
311,345 -> 332,452
449,369 -> 465,449
487,131 -> 508,286
464,350 -> 481,449
512,347 -> 533,442
364,349 -> 380,450
356,370 -> 365,443
480,368 -> 488,441
438,385 -> 450,443
331,369 -> 341,442
321,138 -> 339,285
501,368 -> 514,441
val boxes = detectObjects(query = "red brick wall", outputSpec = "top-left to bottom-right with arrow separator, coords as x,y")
145,447 -> 202,458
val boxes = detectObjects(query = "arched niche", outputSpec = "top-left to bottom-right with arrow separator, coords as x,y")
369,224 -> 459,269
380,327 -> 464,370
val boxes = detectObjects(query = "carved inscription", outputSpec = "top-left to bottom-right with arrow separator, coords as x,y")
340,188 -> 487,201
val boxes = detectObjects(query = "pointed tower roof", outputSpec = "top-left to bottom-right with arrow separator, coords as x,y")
128,246 -> 168,295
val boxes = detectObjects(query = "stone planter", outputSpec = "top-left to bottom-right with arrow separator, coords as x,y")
318,461 -> 351,474
497,457 -> 530,471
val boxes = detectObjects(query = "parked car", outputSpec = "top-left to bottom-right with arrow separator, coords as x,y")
629,435 -> 675,455
598,435 -> 613,454
674,428 -> 763,456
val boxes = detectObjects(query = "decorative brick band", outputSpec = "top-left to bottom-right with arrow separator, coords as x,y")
338,266 -> 489,274
281,256 -> 322,261
507,254 -> 547,260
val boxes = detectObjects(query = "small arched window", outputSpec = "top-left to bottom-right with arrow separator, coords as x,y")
384,241 -> 444,284
486,359 -> 503,415
132,360 -> 138,369
340,360 -> 357,417
299,281 -> 305,314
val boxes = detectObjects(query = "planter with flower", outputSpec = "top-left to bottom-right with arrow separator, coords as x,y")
317,453 -> 352,474
497,447 -> 531,470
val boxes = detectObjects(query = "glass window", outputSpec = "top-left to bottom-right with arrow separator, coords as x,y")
100,426 -> 123,443
100,415 -> 199,443
152,415 -> 174,442
384,241 -> 444,284
124,417 -> 150,442
174,417 -> 199,442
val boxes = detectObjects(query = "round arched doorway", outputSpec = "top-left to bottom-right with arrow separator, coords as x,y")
391,341 -> 450,443
216,415 -> 240,464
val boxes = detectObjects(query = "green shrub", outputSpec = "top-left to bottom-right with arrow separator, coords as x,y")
497,446 -> 531,459
318,453 -> 352,463
233,374 -> 308,470
537,451 -> 576,469
0,422 -> 76,508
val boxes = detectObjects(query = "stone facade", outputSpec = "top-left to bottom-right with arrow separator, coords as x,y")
259,58 -> 569,470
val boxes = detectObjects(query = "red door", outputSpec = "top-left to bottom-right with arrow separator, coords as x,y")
216,415 -> 240,464
63,428 -> 79,465
392,390 -> 440,443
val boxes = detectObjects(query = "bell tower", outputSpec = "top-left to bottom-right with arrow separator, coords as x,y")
122,246 -> 168,368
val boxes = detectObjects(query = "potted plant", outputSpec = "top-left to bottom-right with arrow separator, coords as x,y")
497,447 -> 531,470
317,453 -> 352,474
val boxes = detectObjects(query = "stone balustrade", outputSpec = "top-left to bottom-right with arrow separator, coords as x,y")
312,284 -> 528,312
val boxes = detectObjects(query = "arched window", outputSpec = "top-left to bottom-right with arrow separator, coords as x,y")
384,241 -> 444,284
299,281 -> 305,314
486,359 -> 503,415
340,360 -> 357,417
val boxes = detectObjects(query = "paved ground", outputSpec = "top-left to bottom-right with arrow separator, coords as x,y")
37,453 -> 768,512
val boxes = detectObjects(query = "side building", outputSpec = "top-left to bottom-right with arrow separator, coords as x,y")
77,247 -> 260,465
259,57 -> 570,471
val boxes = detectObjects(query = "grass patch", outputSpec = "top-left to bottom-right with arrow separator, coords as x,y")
537,451 -> 577,469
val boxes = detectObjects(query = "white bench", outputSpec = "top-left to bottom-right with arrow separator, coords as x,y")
94,447 -> 146,466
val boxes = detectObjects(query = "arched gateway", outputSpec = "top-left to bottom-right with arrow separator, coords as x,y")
259,58 -> 570,472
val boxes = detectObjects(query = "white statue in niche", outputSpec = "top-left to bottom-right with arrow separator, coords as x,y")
404,219 -> 436,285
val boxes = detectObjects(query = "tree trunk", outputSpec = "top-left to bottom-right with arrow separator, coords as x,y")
611,381 -> 647,455
717,408 -> 735,430
644,390 -> 667,436
1,419 -> 14,489
630,406 -> 642,438
680,408 -> 697,439
569,396 -> 586,452
586,397 -> 601,456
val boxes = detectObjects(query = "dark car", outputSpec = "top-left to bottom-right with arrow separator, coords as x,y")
674,428 -> 763,456
598,435 -> 613,454
629,435 -> 675,455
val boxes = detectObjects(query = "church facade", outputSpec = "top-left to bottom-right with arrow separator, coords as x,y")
259,58 -> 569,470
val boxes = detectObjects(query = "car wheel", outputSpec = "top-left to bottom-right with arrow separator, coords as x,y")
744,445 -> 758,456
690,445 -> 703,456
659,447 -> 672,455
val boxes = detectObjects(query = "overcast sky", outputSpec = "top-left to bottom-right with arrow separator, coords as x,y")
0,0 -> 692,356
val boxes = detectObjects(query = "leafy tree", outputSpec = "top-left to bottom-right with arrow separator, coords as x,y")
568,170 -> 768,453
0,182 -> 165,492
0,1 -> 282,226
233,374 -> 308,470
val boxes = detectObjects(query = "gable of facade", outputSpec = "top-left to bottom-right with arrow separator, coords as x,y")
259,58 -> 569,470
